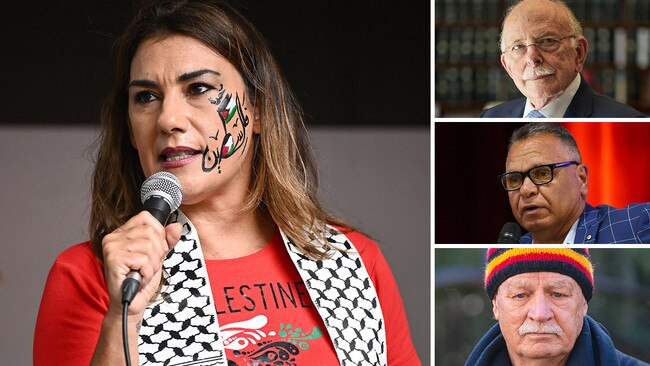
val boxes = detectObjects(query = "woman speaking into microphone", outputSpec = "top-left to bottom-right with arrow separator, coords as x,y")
33,1 -> 420,365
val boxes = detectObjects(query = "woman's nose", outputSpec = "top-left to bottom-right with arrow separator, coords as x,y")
157,93 -> 189,134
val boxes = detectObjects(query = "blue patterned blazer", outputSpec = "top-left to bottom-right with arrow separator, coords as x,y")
521,203 -> 650,244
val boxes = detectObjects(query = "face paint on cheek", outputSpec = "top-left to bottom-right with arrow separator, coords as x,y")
203,89 -> 251,174
220,133 -> 236,157
201,145 -> 220,173
219,93 -> 238,125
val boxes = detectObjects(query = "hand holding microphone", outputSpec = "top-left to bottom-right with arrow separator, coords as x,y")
101,172 -> 183,314
104,172 -> 183,366
121,172 -> 184,304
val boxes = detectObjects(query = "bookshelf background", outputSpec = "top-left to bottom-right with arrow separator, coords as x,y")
434,0 -> 650,117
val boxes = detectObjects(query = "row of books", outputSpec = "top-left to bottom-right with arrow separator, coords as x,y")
434,66 -> 520,106
435,0 -> 650,24
435,27 -> 500,64
434,0 -> 500,24
435,26 -> 650,67
584,27 -> 650,67
434,66 -> 650,109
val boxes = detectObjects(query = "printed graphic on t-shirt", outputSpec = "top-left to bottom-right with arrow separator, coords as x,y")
221,315 -> 323,366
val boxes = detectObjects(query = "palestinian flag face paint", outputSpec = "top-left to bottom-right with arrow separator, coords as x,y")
218,94 -> 238,125
221,133 -> 235,157
204,90 -> 249,173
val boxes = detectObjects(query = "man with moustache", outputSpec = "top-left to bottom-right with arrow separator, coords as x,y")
465,248 -> 648,366
500,123 -> 650,243
480,0 -> 645,118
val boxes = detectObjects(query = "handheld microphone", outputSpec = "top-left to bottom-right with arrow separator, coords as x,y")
497,222 -> 521,244
121,171 -> 183,305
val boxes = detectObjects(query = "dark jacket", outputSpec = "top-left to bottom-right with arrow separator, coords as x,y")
465,315 -> 649,365
480,75 -> 646,118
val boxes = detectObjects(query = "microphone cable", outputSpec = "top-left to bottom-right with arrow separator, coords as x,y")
121,272 -> 141,366
122,301 -> 132,366
119,171 -> 183,365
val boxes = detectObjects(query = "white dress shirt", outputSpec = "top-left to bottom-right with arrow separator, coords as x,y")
530,218 -> 579,244
523,73 -> 581,118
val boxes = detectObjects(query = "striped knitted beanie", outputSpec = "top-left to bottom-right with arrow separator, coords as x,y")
485,248 -> 594,301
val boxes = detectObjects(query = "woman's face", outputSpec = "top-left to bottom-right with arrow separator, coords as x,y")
128,34 -> 259,207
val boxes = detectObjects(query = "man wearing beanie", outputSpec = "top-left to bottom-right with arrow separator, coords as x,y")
465,248 -> 648,366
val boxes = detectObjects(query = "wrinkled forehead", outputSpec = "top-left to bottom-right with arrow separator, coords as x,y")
503,0 -> 571,41
499,271 -> 578,292
506,135 -> 574,171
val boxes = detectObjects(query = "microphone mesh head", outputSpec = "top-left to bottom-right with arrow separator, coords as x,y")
140,171 -> 183,211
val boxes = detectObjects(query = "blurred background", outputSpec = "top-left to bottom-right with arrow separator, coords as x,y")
1,0 -> 430,128
0,1 -> 430,364
434,0 -> 650,117
435,121 -> 650,243
435,248 -> 650,365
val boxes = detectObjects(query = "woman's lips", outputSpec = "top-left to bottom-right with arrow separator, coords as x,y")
160,147 -> 201,168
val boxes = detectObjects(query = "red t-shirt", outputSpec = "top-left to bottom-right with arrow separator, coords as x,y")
34,230 -> 420,365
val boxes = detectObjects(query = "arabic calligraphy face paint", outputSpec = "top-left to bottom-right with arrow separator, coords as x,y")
127,34 -> 257,203
202,84 -> 251,174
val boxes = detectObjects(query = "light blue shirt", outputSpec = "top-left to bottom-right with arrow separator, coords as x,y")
523,73 -> 581,118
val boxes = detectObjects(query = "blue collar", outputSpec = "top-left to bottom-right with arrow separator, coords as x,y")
465,315 -> 624,366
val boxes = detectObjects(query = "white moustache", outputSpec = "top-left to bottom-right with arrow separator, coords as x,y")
522,64 -> 556,81
518,323 -> 564,336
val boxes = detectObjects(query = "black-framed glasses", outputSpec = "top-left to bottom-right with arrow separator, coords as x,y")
498,161 -> 580,191
502,35 -> 576,58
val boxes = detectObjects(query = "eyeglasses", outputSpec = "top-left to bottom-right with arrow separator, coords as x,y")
498,161 -> 580,191
502,35 -> 576,58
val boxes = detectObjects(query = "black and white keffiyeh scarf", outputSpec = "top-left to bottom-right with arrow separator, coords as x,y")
138,212 -> 387,366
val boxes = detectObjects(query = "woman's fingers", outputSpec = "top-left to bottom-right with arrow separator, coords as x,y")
101,211 -> 174,315
165,222 -> 183,250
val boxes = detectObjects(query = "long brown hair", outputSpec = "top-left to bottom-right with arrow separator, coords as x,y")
90,0 -> 349,262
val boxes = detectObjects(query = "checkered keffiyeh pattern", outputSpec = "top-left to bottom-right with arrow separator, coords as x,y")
282,229 -> 387,366
138,212 -> 387,365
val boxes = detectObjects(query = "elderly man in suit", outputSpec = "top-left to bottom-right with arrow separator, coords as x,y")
498,123 -> 650,243
481,0 -> 645,118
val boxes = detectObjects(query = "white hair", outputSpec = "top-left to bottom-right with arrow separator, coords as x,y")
499,0 -> 584,53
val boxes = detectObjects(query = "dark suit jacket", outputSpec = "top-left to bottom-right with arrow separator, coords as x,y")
480,75 -> 646,117
520,203 -> 650,244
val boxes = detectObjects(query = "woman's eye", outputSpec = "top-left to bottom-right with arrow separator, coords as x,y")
188,83 -> 213,95
513,293 -> 526,299
135,91 -> 157,104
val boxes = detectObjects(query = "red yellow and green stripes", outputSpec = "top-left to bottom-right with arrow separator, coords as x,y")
484,248 -> 594,301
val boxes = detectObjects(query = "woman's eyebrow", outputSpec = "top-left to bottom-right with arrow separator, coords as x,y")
177,69 -> 221,82
128,79 -> 157,89
128,69 -> 221,89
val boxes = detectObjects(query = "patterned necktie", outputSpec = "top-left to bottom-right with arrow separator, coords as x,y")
526,109 -> 546,118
